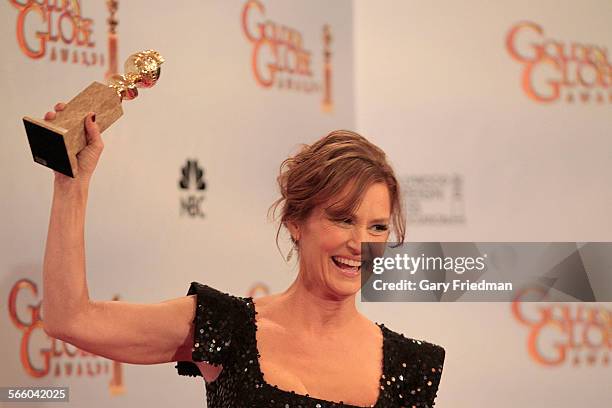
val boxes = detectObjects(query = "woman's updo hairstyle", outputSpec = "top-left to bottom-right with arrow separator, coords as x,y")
268,130 -> 406,256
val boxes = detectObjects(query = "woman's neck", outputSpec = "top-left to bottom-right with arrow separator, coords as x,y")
271,272 -> 364,337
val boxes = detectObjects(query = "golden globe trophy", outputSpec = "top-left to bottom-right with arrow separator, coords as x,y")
22,50 -> 164,178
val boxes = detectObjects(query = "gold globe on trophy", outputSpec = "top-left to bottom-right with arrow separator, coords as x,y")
22,50 -> 164,178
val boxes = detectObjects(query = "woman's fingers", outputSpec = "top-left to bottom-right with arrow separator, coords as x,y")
45,102 -> 65,121
84,112 -> 102,149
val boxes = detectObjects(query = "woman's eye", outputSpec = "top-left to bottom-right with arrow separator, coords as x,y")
372,224 -> 389,232
334,218 -> 352,225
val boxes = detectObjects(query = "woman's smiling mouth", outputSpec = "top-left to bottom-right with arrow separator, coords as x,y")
331,256 -> 362,276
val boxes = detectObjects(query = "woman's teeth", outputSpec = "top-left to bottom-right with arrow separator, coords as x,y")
332,256 -> 362,271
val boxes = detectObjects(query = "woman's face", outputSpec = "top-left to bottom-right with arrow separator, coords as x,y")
291,182 -> 392,298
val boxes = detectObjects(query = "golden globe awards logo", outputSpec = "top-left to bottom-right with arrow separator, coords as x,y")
7,0 -> 105,67
512,287 -> 611,367
8,279 -> 125,395
240,0 -> 333,112
506,21 -> 612,104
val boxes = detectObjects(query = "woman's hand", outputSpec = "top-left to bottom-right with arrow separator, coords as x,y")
44,102 -> 103,188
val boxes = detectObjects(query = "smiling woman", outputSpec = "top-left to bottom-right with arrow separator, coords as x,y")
174,130 -> 446,407
266,131 -> 405,298
40,104 -> 445,408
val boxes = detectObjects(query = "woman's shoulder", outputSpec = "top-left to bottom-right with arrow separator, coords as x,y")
185,281 -> 256,319
378,323 -> 445,405
184,281 -> 256,329
380,322 -> 445,359
175,282 -> 258,377
185,281 -> 251,305
379,322 -> 445,382
184,282 -> 255,358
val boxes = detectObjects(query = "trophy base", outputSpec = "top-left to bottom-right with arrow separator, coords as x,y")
23,117 -> 74,177
22,81 -> 124,178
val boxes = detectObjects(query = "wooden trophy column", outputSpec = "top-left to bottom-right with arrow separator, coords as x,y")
23,82 -> 123,178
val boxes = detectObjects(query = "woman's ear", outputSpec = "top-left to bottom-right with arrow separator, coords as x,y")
286,220 -> 300,243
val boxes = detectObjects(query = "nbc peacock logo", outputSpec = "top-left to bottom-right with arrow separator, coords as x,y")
178,159 -> 206,218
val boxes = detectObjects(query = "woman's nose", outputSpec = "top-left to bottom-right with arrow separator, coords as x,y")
347,226 -> 367,253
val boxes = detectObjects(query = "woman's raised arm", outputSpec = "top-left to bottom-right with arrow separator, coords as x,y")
45,293 -> 198,365
41,104 -> 203,367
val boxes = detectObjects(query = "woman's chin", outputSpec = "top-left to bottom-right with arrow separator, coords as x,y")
329,267 -> 362,295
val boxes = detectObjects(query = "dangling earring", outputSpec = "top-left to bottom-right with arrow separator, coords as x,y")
286,238 -> 298,262
286,245 -> 294,262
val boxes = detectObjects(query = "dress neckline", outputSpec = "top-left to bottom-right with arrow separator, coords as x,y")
247,296 -> 386,408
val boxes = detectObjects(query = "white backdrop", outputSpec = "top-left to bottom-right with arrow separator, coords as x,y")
355,1 -> 611,407
1,1 -> 354,407
1,1 -> 610,407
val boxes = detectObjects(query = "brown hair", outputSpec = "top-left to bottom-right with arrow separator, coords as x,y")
268,130 -> 406,256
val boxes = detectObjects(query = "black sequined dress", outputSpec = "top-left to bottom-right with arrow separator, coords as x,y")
175,282 -> 445,407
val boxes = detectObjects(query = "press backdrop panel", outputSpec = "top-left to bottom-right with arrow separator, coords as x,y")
1,1 -> 353,407
355,0 -> 611,407
1,1 -> 610,407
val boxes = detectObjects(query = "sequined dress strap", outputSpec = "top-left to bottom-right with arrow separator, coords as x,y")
379,325 -> 446,406
175,282 -> 251,377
